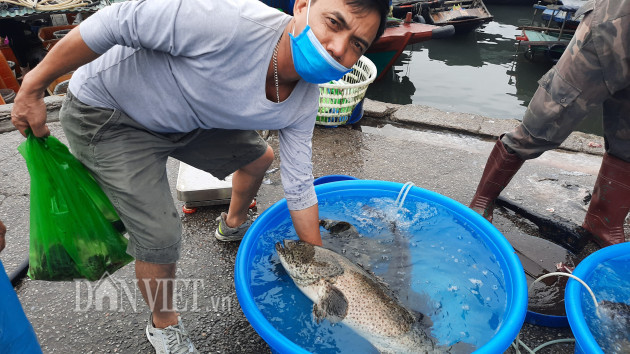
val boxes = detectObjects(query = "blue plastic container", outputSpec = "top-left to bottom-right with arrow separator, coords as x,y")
319,100 -> 365,128
0,260 -> 42,353
235,180 -> 528,353
313,174 -> 358,186
565,243 -> 630,354
346,99 -> 364,125
525,310 -> 569,328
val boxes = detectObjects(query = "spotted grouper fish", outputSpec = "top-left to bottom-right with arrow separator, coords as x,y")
276,239 -> 441,353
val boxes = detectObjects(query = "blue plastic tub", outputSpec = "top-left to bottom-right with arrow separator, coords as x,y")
346,99 -> 364,125
235,180 -> 528,353
525,310 -> 569,328
313,174 -> 358,186
319,100 -> 365,128
565,243 -> 630,354
0,260 -> 42,352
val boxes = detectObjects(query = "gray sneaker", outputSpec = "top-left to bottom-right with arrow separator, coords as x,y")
146,314 -> 199,354
214,211 -> 254,242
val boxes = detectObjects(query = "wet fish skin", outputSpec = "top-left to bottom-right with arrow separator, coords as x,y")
319,219 -> 360,238
275,239 -> 438,353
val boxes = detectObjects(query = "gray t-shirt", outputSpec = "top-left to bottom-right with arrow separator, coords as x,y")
69,0 -> 320,210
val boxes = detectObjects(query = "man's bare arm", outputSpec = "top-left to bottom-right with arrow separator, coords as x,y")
289,204 -> 323,246
12,27 -> 100,137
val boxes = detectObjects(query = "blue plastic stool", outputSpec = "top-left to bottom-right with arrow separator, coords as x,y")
0,260 -> 42,353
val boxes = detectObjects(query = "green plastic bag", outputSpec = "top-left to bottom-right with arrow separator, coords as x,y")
18,132 -> 133,281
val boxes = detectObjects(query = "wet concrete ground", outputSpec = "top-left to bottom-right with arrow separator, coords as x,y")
0,99 -> 625,353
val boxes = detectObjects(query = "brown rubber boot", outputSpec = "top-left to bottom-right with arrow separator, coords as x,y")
470,138 -> 525,222
582,153 -> 630,247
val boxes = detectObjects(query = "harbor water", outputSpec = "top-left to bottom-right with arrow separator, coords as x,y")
365,3 -> 604,136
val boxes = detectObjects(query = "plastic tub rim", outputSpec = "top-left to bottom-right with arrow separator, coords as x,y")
565,242 -> 630,354
235,180 -> 527,354
313,174 -> 358,186
235,194 -> 309,354
524,310 -> 569,328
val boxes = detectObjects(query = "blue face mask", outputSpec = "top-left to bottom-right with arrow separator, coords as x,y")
289,0 -> 352,84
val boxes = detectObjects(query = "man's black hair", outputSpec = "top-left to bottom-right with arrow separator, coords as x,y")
345,0 -> 389,43
308,0 -> 389,44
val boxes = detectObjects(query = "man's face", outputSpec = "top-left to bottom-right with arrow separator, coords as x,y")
292,0 -> 380,69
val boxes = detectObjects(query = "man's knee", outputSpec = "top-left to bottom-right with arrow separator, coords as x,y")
260,146 -> 274,166
501,124 -> 558,160
127,231 -> 182,265
242,146 -> 274,174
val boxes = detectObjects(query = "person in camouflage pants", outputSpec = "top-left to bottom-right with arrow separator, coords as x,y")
469,0 -> 630,248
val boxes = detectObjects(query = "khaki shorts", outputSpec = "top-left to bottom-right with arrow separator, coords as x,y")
59,91 -> 268,264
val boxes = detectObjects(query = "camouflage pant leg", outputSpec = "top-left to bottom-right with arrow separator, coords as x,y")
502,0 -> 630,162
602,87 -> 630,161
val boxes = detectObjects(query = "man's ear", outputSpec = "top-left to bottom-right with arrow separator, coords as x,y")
293,0 -> 308,16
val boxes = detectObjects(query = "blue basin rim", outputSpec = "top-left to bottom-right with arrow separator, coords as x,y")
235,180 -> 528,354
524,310 -> 569,328
565,242 -> 630,354
313,174 -> 359,186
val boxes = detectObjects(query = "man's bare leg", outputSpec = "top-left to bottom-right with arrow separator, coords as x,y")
225,146 -> 274,228
136,260 -> 177,328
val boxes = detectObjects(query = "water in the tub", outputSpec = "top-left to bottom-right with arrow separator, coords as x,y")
581,256 -> 630,354
250,194 -> 507,353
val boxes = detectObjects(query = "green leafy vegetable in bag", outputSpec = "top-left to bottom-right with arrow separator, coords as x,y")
18,132 -> 133,281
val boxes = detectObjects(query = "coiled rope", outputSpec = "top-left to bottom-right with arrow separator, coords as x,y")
0,0 -> 88,11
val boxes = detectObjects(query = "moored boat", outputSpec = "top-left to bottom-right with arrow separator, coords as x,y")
515,28 -> 573,62
538,4 -> 581,30
366,15 -> 454,81
515,4 -> 579,62
482,0 -> 563,4
419,0 -> 493,33
483,0 -> 535,3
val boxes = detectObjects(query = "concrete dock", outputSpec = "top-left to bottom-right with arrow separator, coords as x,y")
0,97 -> 622,353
